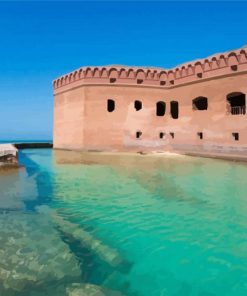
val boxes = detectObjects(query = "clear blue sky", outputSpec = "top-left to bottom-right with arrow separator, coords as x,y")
0,1 -> 246,141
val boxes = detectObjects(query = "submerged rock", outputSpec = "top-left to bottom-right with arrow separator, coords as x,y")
0,211 -> 81,295
66,283 -> 123,296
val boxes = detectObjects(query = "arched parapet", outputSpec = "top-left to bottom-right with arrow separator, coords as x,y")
136,69 -> 146,80
194,62 -> 203,78
211,57 -> 219,70
146,70 -> 153,80
78,68 -> 84,79
127,68 -> 135,79
101,67 -> 108,78
168,70 -> 175,85
69,73 -> 73,83
73,71 -> 79,81
119,68 -> 127,79
203,59 -> 211,72
239,49 -> 247,63
85,67 -> 93,78
93,67 -> 101,78
53,46 -> 247,92
159,71 -> 168,81
187,64 -> 194,75
218,55 -> 227,68
174,68 -> 181,79
109,68 -> 118,78
181,66 -> 187,77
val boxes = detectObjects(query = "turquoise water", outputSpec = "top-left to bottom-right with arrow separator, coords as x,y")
1,149 -> 247,295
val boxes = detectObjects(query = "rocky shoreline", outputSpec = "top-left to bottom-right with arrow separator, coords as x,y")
0,144 -> 19,169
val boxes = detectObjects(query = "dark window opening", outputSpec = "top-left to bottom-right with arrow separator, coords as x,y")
197,132 -> 203,140
137,79 -> 143,84
231,65 -> 238,71
159,132 -> 165,139
156,101 -> 166,116
170,80 -> 174,85
160,81 -> 166,86
136,131 -> 142,139
232,132 -> 239,141
170,101 -> 179,119
170,132 -> 174,139
193,97 -> 208,110
134,100 -> 142,111
197,73 -> 203,78
110,78 -> 116,83
107,99 -> 115,112
227,92 -> 246,115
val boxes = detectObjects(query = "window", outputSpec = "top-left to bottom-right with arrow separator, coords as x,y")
231,65 -> 238,71
232,132 -> 239,141
137,79 -> 143,84
134,100 -> 142,111
110,78 -> 116,83
136,131 -> 142,139
170,101 -> 179,119
107,99 -> 115,112
159,132 -> 165,139
227,92 -> 246,115
156,101 -> 166,116
170,132 -> 174,139
197,73 -> 203,78
197,132 -> 203,140
160,81 -> 166,86
192,97 -> 208,110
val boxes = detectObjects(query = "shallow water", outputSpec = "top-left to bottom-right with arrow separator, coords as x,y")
1,149 -> 247,295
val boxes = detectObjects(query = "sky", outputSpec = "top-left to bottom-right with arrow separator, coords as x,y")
0,0 -> 247,141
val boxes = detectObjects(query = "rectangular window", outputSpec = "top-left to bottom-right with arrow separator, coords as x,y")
136,131 -> 142,139
110,78 -> 116,83
159,132 -> 165,139
197,132 -> 203,140
232,132 -> 239,141
170,132 -> 174,139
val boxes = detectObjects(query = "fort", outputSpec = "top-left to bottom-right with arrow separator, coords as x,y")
53,46 -> 247,159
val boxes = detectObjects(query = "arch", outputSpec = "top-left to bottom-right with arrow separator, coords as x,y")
61,77 -> 64,86
136,69 -> 146,80
175,68 -> 181,79
127,69 -> 135,79
156,101 -> 166,116
119,68 -> 127,79
74,71 -> 79,80
228,53 -> 239,71
170,101 -> 179,119
181,66 -> 187,77
93,68 -> 100,78
65,75 -> 69,84
146,70 -> 153,79
239,49 -> 247,63
219,55 -> 227,67
101,68 -> 108,78
195,62 -> 203,78
107,99 -> 115,112
211,57 -> 219,70
85,68 -> 93,78
134,100 -> 142,111
78,69 -> 84,79
69,73 -> 73,83
192,96 -> 208,110
226,92 -> 246,115
203,59 -> 211,71
187,65 -> 194,75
